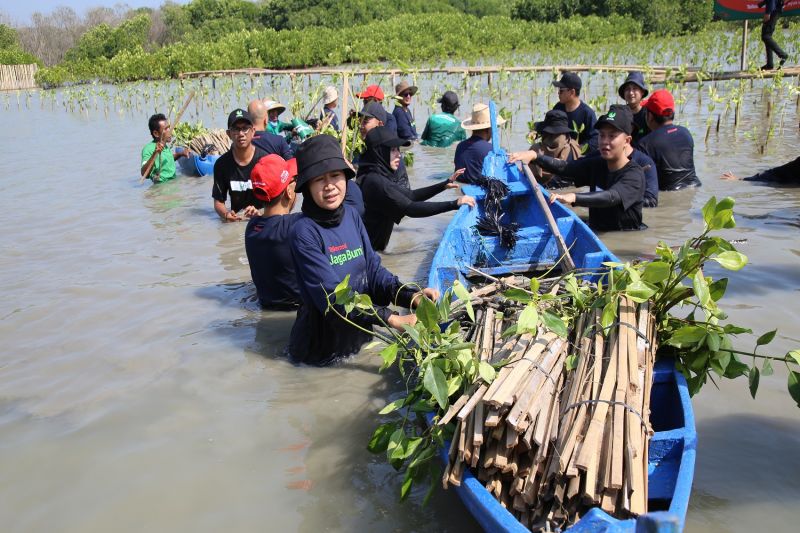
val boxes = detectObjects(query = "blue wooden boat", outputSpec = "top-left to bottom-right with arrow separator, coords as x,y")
174,146 -> 219,176
426,103 -> 696,532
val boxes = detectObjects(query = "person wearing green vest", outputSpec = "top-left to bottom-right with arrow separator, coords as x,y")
420,91 -> 466,148
140,113 -> 189,183
264,100 -> 295,137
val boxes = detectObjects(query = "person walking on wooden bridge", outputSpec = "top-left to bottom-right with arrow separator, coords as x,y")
760,0 -> 789,70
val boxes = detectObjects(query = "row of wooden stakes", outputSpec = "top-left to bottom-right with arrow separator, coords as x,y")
439,282 -> 656,530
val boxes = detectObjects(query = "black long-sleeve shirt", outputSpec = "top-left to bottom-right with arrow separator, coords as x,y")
743,156 -> 799,184
360,175 -> 458,250
535,155 -> 646,231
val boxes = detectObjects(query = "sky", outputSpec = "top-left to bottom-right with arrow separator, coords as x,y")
1,1 -> 186,25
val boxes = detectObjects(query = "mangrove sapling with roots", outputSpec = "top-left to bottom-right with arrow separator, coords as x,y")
325,198 -> 800,530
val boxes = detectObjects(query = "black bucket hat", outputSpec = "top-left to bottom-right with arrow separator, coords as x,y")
534,110 -> 576,138
365,126 -> 412,149
294,135 -> 355,193
618,71 -> 649,99
596,104 -> 634,135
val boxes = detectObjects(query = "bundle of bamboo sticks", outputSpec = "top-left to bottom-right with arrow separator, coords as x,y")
187,129 -> 231,155
441,281 -> 656,531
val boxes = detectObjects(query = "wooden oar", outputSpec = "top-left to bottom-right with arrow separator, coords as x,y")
518,161 -> 576,273
140,90 -> 196,184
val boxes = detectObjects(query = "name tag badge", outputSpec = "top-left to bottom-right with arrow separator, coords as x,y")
230,180 -> 252,192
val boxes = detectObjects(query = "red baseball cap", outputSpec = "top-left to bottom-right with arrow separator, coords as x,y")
642,89 -> 675,117
355,84 -> 384,101
251,155 -> 298,202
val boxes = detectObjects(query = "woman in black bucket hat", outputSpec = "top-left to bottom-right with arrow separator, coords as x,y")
358,126 -> 475,251
287,134 -> 439,365
528,109 -> 582,188
618,71 -> 649,144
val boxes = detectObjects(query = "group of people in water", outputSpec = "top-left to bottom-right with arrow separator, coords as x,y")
140,70 -> 797,365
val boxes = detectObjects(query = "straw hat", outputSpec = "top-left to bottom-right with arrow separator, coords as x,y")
395,80 -> 418,96
322,86 -> 338,105
263,99 -> 286,115
461,103 -> 506,130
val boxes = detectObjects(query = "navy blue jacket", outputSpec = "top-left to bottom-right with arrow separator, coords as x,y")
245,213 -> 303,309
554,101 -> 599,151
288,206 -> 414,365
253,130 -> 293,159
392,106 -> 418,140
637,124 -> 702,190
454,135 -> 493,184
321,108 -> 340,132
384,110 -> 398,134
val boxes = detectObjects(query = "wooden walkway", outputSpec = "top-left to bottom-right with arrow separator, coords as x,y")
178,64 -> 800,84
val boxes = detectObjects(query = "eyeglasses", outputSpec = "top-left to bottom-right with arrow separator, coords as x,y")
229,126 -> 253,134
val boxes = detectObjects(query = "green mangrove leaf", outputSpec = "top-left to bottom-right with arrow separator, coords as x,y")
379,398 -> 406,415
667,326 -> 707,347
542,311 -> 569,338
749,367 -> 760,399
625,280 -> 658,303
504,288 -> 534,303
642,261 -> 671,284
400,473 -> 413,501
709,278 -> 728,301
379,343 -> 399,371
367,422 -> 397,453
724,358 -> 750,379
333,273 -> 352,302
762,358 -> 774,377
416,296 -> 439,332
423,364 -> 449,409
701,196 -> 717,227
529,277 -> 540,294
756,329 -> 777,347
706,332 -> 721,352
723,324 -> 752,335
712,251 -> 748,271
693,269 -> 711,308
451,280 -> 474,322
601,298 -> 617,330
788,371 -> 800,407
447,375 -> 462,396
478,361 -> 496,384
517,304 -> 539,334
787,350 -> 800,366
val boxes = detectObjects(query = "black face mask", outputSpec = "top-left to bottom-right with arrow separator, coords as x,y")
301,191 -> 345,228
357,140 -> 394,180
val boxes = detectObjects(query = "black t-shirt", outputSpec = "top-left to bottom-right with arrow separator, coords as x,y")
360,174 -> 412,251
553,101 -> 598,151
245,213 -> 303,309
637,124 -> 702,190
212,147 -> 268,212
537,155 -> 645,231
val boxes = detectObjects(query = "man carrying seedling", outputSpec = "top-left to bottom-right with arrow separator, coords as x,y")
552,71 -> 598,152
140,113 -> 190,183
248,99 -> 293,158
760,0 -> 789,71
212,109 -> 268,222
509,105 -> 646,232
637,89 -> 702,190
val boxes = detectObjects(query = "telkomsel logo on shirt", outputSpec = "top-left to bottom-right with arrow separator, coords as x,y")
329,243 -> 364,266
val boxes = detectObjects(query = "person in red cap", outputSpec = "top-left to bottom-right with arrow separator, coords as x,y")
356,84 -> 398,133
245,155 -> 302,309
638,89 -> 702,191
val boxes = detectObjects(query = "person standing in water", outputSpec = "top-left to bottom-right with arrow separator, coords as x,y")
420,91 -> 466,148
617,71 -> 649,145
140,113 -> 190,183
288,134 -> 439,365
358,126 -> 475,251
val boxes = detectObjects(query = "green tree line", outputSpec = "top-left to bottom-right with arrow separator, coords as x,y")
0,0 -> 720,86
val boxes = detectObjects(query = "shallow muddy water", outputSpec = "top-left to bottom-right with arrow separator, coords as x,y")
0,71 -> 798,533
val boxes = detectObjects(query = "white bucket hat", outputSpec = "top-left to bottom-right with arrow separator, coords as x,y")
322,86 -> 338,105
461,103 -> 506,130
